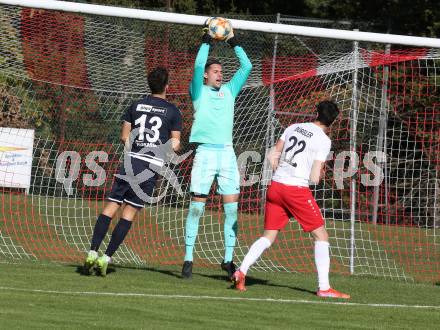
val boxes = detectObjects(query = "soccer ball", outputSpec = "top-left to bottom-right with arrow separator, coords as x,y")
207,17 -> 232,41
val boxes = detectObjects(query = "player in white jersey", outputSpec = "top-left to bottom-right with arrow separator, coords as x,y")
233,100 -> 350,299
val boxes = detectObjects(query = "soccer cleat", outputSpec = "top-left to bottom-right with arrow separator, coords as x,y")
220,260 -> 236,280
317,287 -> 350,299
82,251 -> 98,275
96,255 -> 110,277
233,270 -> 246,292
181,261 -> 193,279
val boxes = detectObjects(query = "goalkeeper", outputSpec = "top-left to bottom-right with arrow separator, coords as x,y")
182,19 -> 252,279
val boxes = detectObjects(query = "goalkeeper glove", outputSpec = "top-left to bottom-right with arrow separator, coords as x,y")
225,31 -> 239,48
202,32 -> 213,45
202,18 -> 213,45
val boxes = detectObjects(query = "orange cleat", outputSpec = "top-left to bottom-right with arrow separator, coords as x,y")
317,288 -> 350,299
233,270 -> 246,292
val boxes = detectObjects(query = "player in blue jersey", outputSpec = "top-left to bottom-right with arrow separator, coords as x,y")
83,67 -> 182,276
181,22 -> 252,279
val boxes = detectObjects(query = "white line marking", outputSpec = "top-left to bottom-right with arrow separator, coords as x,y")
0,286 -> 439,310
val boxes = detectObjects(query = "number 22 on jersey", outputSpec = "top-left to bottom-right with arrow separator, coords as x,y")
284,135 -> 306,167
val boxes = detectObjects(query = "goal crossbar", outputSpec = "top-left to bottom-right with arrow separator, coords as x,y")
1,0 -> 440,48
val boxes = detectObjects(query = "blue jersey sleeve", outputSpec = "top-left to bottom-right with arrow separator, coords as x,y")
225,46 -> 252,98
189,43 -> 210,101
121,103 -> 134,123
171,106 -> 183,132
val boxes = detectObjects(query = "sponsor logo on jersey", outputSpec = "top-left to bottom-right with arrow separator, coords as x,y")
136,104 -> 167,115
217,91 -> 224,98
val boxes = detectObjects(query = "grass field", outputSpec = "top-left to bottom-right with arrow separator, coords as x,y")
1,191 -> 440,283
1,261 -> 439,329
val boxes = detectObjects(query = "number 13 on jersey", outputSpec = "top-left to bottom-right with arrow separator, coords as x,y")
134,114 -> 163,143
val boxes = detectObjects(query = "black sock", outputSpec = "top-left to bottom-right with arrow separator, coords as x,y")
105,218 -> 132,257
90,214 -> 112,251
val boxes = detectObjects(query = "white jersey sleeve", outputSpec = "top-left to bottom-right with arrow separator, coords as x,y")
272,122 -> 331,186
316,139 -> 331,161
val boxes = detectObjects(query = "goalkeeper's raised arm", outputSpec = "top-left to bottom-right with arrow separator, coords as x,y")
224,33 -> 252,98
189,24 -> 252,145
189,20 -> 252,102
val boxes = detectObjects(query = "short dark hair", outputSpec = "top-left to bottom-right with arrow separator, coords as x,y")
205,58 -> 221,71
148,66 -> 169,94
316,100 -> 340,127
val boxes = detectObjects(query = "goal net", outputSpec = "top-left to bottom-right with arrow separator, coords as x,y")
0,1 -> 438,282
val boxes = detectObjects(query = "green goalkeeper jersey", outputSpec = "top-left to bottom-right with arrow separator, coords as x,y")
189,43 -> 252,144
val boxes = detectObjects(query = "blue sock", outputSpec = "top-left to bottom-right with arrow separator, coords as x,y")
184,201 -> 205,261
105,218 -> 132,257
223,202 -> 238,262
90,214 -> 111,251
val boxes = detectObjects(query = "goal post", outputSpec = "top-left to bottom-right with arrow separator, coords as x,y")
0,0 -> 439,282
1,0 -> 440,48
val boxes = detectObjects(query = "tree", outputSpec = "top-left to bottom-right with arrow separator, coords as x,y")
72,1 -> 440,37
304,0 -> 440,36
173,0 -> 197,14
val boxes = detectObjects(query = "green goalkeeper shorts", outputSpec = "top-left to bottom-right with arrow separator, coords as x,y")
190,144 -> 240,196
